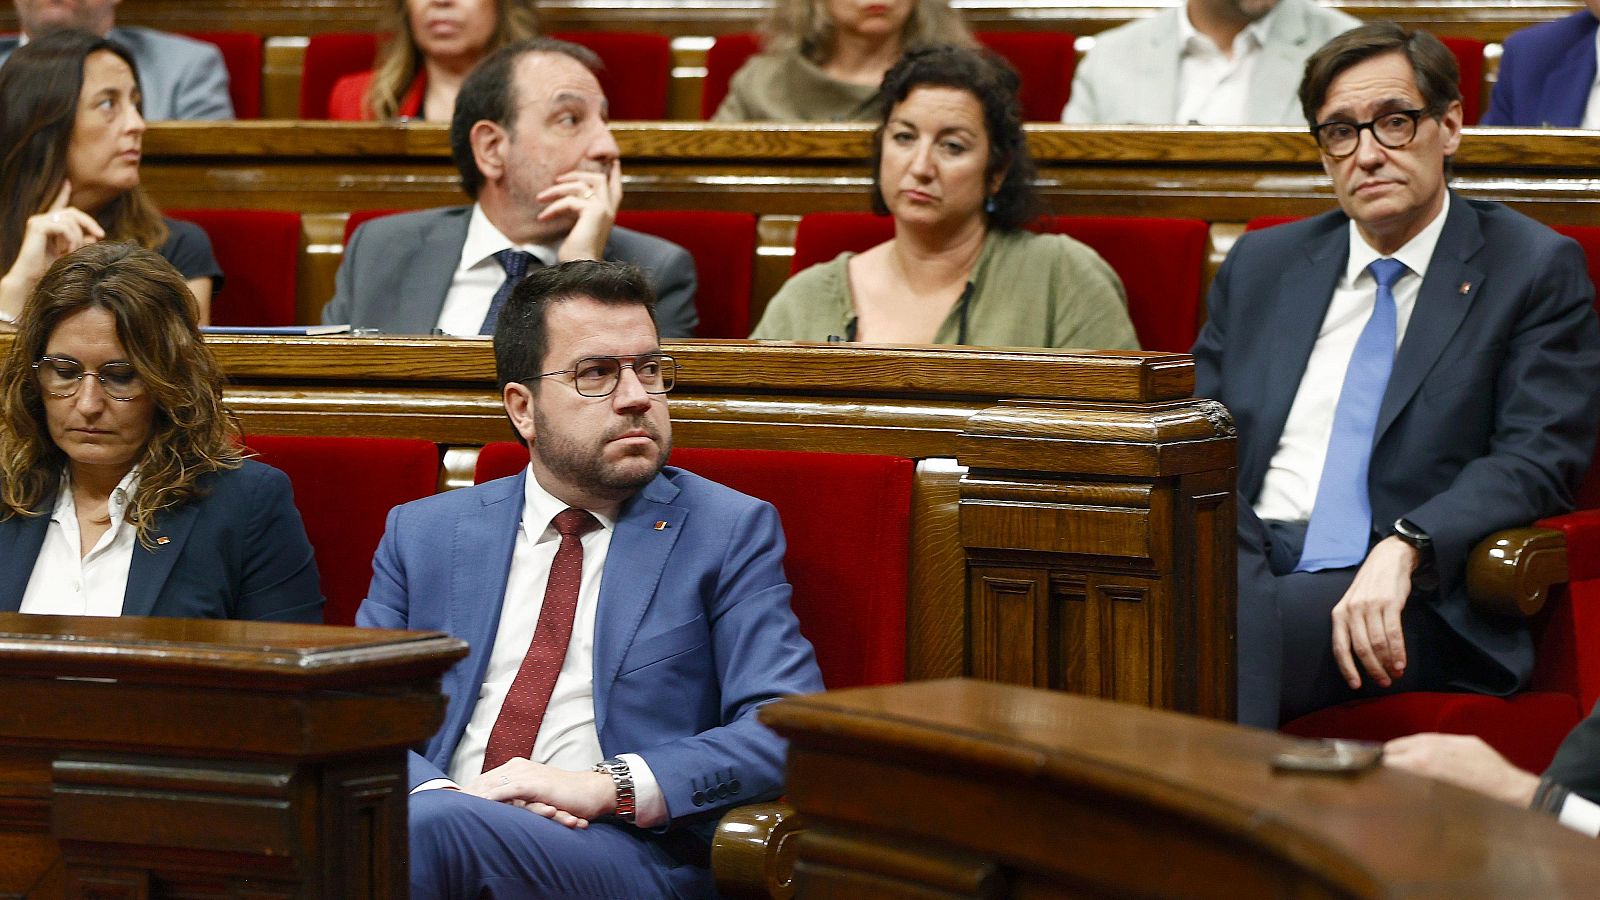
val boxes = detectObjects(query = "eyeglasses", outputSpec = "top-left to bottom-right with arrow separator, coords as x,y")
32,357 -> 146,401
1311,109 -> 1426,159
531,353 -> 677,398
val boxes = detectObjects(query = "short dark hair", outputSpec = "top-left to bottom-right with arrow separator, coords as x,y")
495,259 -> 659,393
1299,22 -> 1461,127
870,44 -> 1043,231
449,37 -> 604,199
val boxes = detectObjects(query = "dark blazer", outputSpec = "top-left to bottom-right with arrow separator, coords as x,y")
356,466 -> 823,839
320,204 -> 700,338
1546,701 -> 1600,805
1194,194 -> 1600,692
1481,11 -> 1598,127
0,461 -> 323,622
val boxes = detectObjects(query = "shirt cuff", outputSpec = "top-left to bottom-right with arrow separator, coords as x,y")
1559,792 -> 1600,838
618,752 -> 666,828
410,778 -> 459,794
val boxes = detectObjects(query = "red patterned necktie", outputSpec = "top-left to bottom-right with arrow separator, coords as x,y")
481,507 -> 599,772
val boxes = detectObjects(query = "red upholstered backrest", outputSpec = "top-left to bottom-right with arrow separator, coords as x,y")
184,31 -> 262,118
166,209 -> 301,326
791,211 -> 1209,351
343,208 -> 402,245
246,435 -> 441,626
701,32 -> 763,119
976,31 -> 1076,122
1244,215 -> 1301,232
300,32 -> 380,119
474,443 -> 913,688
1440,36 -> 1486,125
553,31 -> 671,120
615,210 -> 757,338
1552,225 -> 1600,510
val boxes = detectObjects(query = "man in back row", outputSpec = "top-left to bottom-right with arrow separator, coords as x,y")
323,37 -> 699,339
1195,23 -> 1600,727
0,0 -> 233,119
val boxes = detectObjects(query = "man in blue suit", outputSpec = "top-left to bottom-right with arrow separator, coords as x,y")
1480,2 -> 1600,127
1194,23 -> 1600,728
357,259 -> 822,898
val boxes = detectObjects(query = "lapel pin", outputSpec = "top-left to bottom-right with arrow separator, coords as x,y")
1459,281 -> 1472,295
155,536 -> 170,545
653,521 -> 670,531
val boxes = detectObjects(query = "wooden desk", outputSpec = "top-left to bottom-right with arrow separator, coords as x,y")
763,679 -> 1600,898
0,613 -> 466,899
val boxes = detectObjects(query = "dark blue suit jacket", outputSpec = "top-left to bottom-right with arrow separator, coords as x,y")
0,460 -> 323,621
1194,194 -> 1600,692
1482,11 -> 1598,127
356,466 -> 823,837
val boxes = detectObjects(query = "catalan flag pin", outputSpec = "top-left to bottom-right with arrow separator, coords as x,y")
654,521 -> 669,531
156,536 -> 170,545
1460,281 -> 1472,295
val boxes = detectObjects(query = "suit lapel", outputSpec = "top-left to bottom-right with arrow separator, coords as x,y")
1543,31 -> 1598,126
591,474 -> 684,736
0,511 -> 50,612
123,501 -> 201,617
1376,195 -> 1483,441
1250,2 -> 1316,123
1140,19 -> 1182,122
396,207 -> 471,333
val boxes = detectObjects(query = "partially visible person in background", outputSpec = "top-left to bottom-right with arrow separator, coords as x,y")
329,0 -> 540,122
714,0 -> 974,122
0,31 -> 222,331
1479,0 -> 1600,127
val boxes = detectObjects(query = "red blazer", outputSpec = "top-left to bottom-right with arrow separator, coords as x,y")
327,69 -> 426,120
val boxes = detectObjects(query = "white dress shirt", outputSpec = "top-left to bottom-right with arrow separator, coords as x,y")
1560,792 -> 1600,837
1174,2 -> 1276,124
19,468 -> 141,616
423,466 -> 666,826
433,205 -> 560,337
1582,28 -> 1600,129
1254,200 -> 1451,524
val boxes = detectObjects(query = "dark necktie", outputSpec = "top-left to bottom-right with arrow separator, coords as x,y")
480,249 -> 538,335
1296,257 -> 1408,571
481,507 -> 598,772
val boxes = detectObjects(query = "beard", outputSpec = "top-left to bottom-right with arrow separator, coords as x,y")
531,406 -> 672,501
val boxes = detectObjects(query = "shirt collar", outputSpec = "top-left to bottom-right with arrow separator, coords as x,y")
459,204 -> 561,274
51,466 -> 142,529
1344,194 -> 1451,286
519,462 -> 616,544
1177,2 -> 1272,56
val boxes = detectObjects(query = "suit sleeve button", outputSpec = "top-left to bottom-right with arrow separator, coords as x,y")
691,791 -> 705,807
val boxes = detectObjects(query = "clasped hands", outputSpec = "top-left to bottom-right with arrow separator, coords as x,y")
464,758 -> 618,830
1330,535 -> 1422,690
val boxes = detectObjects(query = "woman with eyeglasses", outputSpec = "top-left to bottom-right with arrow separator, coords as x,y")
0,30 -> 222,333
0,243 -> 323,622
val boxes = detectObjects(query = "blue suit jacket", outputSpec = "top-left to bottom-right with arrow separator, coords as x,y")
356,466 -> 823,835
1481,11 -> 1598,127
1194,194 -> 1600,691
0,460 -> 323,621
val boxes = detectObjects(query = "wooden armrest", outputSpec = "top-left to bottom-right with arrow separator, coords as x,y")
1467,527 -> 1568,619
712,800 -> 805,900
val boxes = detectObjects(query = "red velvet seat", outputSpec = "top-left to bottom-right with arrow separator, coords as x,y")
789,211 -> 1208,351
342,208 -> 756,338
245,435 -> 441,627
1440,36 -> 1486,125
475,443 -> 912,687
184,31 -> 262,118
701,31 -> 1077,121
166,209 -> 301,326
301,32 -> 670,120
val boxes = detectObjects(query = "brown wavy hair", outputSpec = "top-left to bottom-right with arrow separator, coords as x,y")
761,0 -> 973,64
0,243 -> 242,543
0,30 -> 168,276
366,0 -> 541,119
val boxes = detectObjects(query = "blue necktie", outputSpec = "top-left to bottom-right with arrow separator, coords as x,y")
480,249 -> 538,335
1295,257 -> 1408,572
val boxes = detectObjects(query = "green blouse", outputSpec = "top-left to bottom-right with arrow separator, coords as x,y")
751,229 -> 1141,351
712,51 -> 881,123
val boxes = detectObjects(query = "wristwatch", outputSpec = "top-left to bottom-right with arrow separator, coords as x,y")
1392,517 -> 1433,555
593,757 -> 636,823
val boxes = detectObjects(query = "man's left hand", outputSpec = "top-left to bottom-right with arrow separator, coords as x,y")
465,759 -> 618,829
1330,536 -> 1420,690
1383,733 -> 1541,807
541,159 -> 622,263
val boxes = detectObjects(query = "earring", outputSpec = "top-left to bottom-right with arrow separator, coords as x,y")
984,196 -> 997,214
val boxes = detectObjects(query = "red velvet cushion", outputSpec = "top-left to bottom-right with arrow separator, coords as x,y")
790,212 -> 893,274
166,209 -> 301,326
301,33 -> 380,119
245,435 -> 440,626
1244,215 -> 1301,232
976,31 -> 1076,122
344,208 -> 403,245
1440,36 -> 1485,125
183,31 -> 262,118
1533,508 -> 1600,710
702,32 -> 762,119
616,210 -> 757,337
1282,691 -> 1582,773
554,31 -> 671,120
474,444 -> 913,688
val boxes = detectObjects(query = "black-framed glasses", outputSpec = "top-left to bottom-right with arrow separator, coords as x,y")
32,357 -> 145,401
531,353 -> 678,398
1311,109 -> 1425,159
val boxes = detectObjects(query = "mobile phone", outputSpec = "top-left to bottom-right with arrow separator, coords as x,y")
1271,738 -> 1384,774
